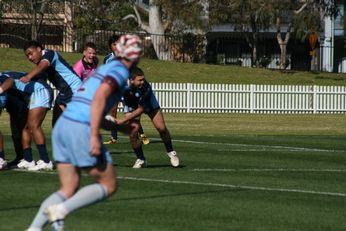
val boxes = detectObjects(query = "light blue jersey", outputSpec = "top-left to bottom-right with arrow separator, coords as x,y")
53,59 -> 130,167
63,59 -> 130,124
0,71 -> 53,109
0,74 -> 9,108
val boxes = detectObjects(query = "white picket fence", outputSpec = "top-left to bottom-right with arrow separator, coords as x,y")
150,83 -> 346,114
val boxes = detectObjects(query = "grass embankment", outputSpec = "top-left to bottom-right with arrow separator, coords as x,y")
0,48 -> 345,85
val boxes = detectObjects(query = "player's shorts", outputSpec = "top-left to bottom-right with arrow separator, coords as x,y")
52,115 -> 113,167
124,94 -> 160,114
55,89 -> 73,107
29,88 -> 52,109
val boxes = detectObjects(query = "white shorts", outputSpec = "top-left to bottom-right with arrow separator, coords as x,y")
29,88 -> 52,109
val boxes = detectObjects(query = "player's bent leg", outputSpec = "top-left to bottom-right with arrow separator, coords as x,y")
45,164 -> 116,230
27,107 -> 47,145
56,163 -> 81,198
86,163 -> 117,195
148,109 -> 180,167
44,163 -> 80,231
26,107 -> 53,171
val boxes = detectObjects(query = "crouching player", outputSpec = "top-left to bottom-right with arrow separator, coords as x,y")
116,67 -> 180,168
25,34 -> 143,231
0,75 -> 29,169
0,71 -> 53,171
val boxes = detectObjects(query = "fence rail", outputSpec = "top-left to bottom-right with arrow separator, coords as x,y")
148,83 -> 346,114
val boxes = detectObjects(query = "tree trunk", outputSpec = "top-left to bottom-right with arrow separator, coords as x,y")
279,42 -> 288,69
276,16 -> 291,70
148,1 -> 172,60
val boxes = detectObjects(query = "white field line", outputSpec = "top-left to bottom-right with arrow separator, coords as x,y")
119,176 -> 346,197
193,168 -> 346,172
118,135 -> 345,153
13,169 -> 346,198
171,139 -> 346,153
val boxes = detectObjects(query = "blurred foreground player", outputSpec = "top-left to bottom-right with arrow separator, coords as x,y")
25,34 -> 143,231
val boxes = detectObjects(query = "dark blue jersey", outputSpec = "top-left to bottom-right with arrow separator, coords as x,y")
103,52 -> 115,64
123,80 -> 160,113
0,73 -> 28,113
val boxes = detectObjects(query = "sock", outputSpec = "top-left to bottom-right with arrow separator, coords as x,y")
63,184 -> 108,214
36,144 -> 50,163
23,148 -> 33,162
138,126 -> 144,135
133,146 -> 145,160
29,191 -> 67,229
0,151 -> 4,159
111,130 -> 118,139
164,141 -> 174,153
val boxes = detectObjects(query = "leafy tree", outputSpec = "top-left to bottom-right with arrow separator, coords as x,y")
208,0 -> 338,69
123,0 -> 207,60
208,0 -> 274,67
72,0 -> 135,31
272,0 -> 338,70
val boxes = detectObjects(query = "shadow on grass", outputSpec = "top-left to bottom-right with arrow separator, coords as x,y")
0,186 -> 229,212
113,188 -> 236,202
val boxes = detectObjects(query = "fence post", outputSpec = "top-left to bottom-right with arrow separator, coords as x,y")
250,84 -> 254,113
313,85 -> 318,114
187,83 -> 191,113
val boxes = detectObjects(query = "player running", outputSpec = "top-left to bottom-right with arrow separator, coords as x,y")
25,34 -> 143,231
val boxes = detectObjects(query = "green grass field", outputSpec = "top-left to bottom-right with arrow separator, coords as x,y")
1,112 -> 346,231
1,47 -> 346,230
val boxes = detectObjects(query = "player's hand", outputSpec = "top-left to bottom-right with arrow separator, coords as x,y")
20,76 -> 30,83
115,118 -> 126,125
90,135 -> 101,156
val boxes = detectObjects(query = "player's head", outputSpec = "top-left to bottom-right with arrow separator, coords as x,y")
108,34 -> 120,52
23,40 -> 44,64
83,42 -> 97,64
129,66 -> 145,88
114,34 -> 142,65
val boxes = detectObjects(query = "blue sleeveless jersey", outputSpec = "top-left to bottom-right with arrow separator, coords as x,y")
41,49 -> 82,93
63,59 -> 130,124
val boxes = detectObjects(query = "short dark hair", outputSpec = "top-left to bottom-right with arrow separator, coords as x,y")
23,40 -> 44,51
108,34 -> 120,48
84,42 -> 97,51
130,66 -> 144,79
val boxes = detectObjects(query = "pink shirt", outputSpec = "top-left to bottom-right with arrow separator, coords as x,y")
73,58 -> 98,82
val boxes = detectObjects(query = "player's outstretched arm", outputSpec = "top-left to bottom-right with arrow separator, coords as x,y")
20,60 -> 49,83
117,106 -> 144,125
0,78 -> 14,93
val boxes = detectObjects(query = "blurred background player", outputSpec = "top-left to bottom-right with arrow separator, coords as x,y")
103,34 -> 120,144
0,71 -> 53,171
73,42 -> 98,82
116,67 -> 179,168
25,34 -> 143,231
21,40 -> 82,127
0,75 -> 28,168
0,79 -> 8,169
